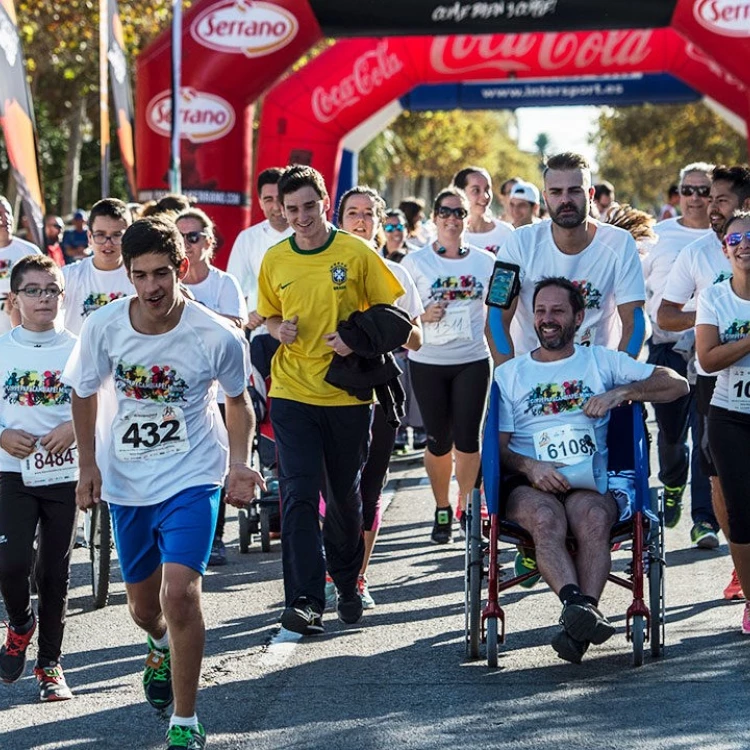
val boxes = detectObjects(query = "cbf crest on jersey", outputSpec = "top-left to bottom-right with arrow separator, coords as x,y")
330,262 -> 347,288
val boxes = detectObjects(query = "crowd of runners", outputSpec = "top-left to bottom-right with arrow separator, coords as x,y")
0,151 -> 749,749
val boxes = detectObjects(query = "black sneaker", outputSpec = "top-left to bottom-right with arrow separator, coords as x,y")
551,628 -> 589,664
0,614 -> 36,683
663,485 -> 684,528
280,598 -> 324,635
560,602 -> 616,645
208,537 -> 227,566
337,591 -> 364,625
143,636 -> 173,709
412,428 -> 427,450
431,506 -> 453,544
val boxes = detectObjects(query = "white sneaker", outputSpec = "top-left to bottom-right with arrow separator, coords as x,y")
358,574 -> 376,609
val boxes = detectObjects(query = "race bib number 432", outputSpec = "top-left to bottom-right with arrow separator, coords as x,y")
114,405 -> 189,462
533,424 -> 597,465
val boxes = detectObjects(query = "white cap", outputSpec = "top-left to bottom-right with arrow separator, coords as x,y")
510,181 -> 540,205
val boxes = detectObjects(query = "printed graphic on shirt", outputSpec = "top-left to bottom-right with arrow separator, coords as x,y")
571,280 -> 602,310
0,259 -> 11,279
82,291 -> 128,318
524,379 -> 595,417
714,271 -> 732,285
114,362 -> 189,402
3,369 -> 72,406
430,275 -> 485,302
330,262 -> 348,289
721,319 -> 750,341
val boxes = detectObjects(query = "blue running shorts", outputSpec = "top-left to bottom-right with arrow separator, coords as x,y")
109,484 -> 221,584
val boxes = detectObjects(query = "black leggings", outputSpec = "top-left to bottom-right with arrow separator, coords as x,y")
409,358 -> 492,456
707,406 -> 750,544
0,473 -> 78,664
360,404 -> 396,532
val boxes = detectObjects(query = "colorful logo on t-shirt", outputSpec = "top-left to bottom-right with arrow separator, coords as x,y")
524,380 -> 595,417
82,291 -> 127,318
3,369 -> 71,406
714,271 -> 732,285
114,362 -> 189,402
721,319 -> 750,342
430,275 -> 484,302
0,259 -> 11,279
571,280 -> 602,310
330,262 -> 348,289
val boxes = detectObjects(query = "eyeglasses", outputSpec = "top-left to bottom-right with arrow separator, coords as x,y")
91,232 -> 124,245
679,185 -> 711,197
436,206 -> 468,220
181,231 -> 208,245
725,231 -> 750,247
16,286 -> 63,298
384,223 -> 404,232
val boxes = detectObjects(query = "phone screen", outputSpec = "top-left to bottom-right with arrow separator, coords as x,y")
486,263 -> 520,309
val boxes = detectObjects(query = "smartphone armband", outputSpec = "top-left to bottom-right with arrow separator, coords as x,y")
485,261 -> 521,310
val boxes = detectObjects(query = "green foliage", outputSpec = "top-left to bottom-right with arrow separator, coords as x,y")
594,102 -> 748,210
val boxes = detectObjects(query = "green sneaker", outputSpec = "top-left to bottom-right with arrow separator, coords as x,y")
690,521 -> 720,550
514,548 -> 541,588
663,485 -> 685,528
143,635 -> 173,710
166,722 -> 206,749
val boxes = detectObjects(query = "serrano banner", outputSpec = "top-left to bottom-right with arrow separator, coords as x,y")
0,0 -> 44,247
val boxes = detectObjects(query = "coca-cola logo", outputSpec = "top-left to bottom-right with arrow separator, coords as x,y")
191,0 -> 298,58
146,89 -> 236,143
311,41 -> 404,124
430,30 -> 653,75
694,0 -> 750,37
685,42 -> 745,89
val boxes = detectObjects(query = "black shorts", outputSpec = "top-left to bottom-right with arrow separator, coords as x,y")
695,375 -> 718,477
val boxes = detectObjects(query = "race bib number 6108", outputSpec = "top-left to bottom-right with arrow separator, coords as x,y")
532,424 -> 597,466
114,405 -> 189,462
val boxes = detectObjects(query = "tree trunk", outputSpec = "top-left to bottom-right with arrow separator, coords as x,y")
62,97 -> 85,216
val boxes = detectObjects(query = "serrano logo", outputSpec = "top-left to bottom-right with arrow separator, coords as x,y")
146,88 -> 235,143
191,0 -> 298,57
685,42 -> 745,89
311,41 -> 404,123
694,0 -> 750,37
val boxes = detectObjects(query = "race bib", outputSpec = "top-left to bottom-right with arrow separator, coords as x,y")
533,424 -> 597,465
22,445 -> 79,487
424,304 -> 472,346
728,366 -> 750,413
113,404 -> 189,462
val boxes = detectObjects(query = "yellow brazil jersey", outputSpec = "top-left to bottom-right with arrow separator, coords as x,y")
257,228 -> 405,406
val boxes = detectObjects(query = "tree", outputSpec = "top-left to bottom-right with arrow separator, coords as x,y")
594,102 -> 748,211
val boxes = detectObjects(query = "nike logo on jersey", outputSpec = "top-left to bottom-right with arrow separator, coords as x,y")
280,281 -> 293,289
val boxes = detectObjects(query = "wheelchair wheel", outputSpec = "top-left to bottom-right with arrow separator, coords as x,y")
260,505 -> 273,553
238,509 -> 250,553
649,487 -> 666,657
632,615 -> 645,667
486,617 -> 499,668
465,489 -> 483,659
89,503 -> 111,610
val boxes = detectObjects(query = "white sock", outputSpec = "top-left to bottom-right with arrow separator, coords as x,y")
170,714 -> 199,729
151,631 -> 169,649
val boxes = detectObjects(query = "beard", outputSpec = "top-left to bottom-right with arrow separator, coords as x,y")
535,320 -> 577,350
550,201 -> 587,229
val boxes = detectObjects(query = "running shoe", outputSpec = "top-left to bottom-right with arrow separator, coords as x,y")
742,603 -> 750,636
208,537 -> 227,566
143,635 -> 173,710
690,521 -> 720,550
724,569 -> 745,601
337,591 -> 364,625
357,574 -> 376,609
514,549 -> 541,589
412,428 -> 427,450
551,628 -> 589,664
0,614 -> 36,683
663,485 -> 684,529
560,602 -> 616,645
325,574 -> 337,609
166,723 -> 206,749
431,506 -> 453,544
34,663 -> 73,702
280,597 -> 324,635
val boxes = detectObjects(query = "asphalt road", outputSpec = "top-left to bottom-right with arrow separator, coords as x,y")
1,444 -> 749,750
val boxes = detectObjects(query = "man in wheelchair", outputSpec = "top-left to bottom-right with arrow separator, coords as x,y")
496,278 -> 688,663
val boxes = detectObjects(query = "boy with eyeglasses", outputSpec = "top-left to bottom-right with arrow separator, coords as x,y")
61,198 -> 134,335
0,255 -> 78,702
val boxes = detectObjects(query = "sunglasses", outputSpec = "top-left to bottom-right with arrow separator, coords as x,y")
679,185 -> 711,197
384,223 -> 404,232
725,231 -> 750,247
181,231 -> 208,245
436,206 -> 468,220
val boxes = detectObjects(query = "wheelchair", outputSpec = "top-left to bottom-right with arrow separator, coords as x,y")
465,382 -> 666,667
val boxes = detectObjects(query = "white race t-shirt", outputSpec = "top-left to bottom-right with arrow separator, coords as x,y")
662,232 -> 731,376
401,245 -> 495,365
0,326 -> 77,473
496,345 -> 654,464
226,220 -> 293,311
385,258 -> 424,321
0,237 -> 42,333
696,280 -> 750,411
497,221 -> 645,354
62,297 -> 250,506
464,219 -> 514,256
61,257 -> 134,335
642,219 -> 712,344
